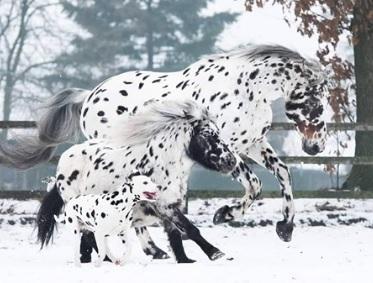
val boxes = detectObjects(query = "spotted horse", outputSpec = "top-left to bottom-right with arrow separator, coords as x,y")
0,44 -> 328,257
36,100 -> 260,263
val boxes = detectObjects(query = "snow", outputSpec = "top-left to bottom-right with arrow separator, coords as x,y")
1,198 -> 372,283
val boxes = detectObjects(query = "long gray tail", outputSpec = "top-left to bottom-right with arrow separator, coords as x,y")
0,88 -> 89,170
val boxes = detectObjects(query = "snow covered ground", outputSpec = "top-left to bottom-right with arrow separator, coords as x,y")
1,198 -> 372,283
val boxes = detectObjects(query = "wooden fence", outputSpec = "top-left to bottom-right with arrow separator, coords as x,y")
1,120 -> 373,165
1,120 -> 373,200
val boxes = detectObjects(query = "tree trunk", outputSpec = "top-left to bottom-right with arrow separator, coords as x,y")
342,0 -> 373,191
0,78 -> 13,140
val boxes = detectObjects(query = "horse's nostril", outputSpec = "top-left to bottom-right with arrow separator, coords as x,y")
303,143 -> 320,155
312,144 -> 320,153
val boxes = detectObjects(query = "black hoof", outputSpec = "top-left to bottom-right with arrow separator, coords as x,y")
153,248 -> 170,260
276,220 -> 294,242
80,255 -> 91,263
104,255 -> 112,262
213,205 -> 233,225
177,257 -> 196,264
209,249 -> 225,261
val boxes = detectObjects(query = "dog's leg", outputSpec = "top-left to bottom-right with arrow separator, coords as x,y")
94,231 -> 107,267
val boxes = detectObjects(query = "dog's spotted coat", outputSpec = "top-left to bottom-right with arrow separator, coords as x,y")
55,175 -> 158,267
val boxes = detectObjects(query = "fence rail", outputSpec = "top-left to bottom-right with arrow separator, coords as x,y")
2,121 -> 373,131
1,121 -> 373,165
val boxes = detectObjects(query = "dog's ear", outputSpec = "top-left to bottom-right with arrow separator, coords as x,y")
127,170 -> 141,180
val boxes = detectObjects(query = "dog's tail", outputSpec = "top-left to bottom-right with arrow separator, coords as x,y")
36,182 -> 64,248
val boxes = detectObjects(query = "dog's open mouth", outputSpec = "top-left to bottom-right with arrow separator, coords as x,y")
143,191 -> 157,200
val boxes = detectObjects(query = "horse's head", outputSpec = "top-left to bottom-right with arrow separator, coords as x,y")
187,119 -> 236,173
285,62 -> 328,155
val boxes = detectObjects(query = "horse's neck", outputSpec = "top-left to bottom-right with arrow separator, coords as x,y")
147,130 -> 193,181
195,56 -> 304,105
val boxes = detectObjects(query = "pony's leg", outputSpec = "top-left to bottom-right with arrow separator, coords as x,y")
164,205 -> 225,261
80,231 -> 112,263
80,231 -> 96,263
133,201 -> 195,263
245,140 -> 295,242
163,219 -> 195,263
213,154 -> 262,224
132,201 -> 169,260
134,227 -> 169,259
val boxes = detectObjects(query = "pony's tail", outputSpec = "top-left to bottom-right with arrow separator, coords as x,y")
36,183 -> 64,248
0,88 -> 89,170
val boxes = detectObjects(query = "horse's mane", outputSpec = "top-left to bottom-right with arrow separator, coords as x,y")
111,100 -> 212,146
204,44 -> 325,85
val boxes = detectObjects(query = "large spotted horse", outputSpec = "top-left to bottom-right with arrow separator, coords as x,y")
37,100 -> 254,263
0,44 -> 328,259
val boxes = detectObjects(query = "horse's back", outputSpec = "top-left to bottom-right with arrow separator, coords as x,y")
80,70 -> 184,139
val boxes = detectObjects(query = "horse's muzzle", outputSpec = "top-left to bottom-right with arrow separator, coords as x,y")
302,139 -> 324,156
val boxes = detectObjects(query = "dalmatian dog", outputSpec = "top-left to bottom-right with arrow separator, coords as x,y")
55,174 -> 159,267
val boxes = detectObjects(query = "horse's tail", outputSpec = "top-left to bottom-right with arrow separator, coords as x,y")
0,88 -> 89,170
36,182 -> 64,248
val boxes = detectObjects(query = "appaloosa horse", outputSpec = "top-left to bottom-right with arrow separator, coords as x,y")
0,44 -> 328,259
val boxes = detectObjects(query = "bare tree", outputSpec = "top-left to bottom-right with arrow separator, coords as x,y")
0,0 -> 63,139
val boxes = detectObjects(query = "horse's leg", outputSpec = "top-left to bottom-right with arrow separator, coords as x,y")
134,227 -> 170,259
165,205 -> 225,261
80,231 -> 96,263
132,201 -> 195,263
80,231 -> 112,263
162,218 -> 195,263
244,139 -> 295,242
131,201 -> 170,259
213,154 -> 262,224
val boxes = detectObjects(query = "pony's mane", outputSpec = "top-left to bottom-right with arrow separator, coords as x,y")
204,44 -> 325,84
111,100 -> 212,146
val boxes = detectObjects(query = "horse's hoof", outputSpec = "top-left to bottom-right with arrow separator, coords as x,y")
209,249 -> 225,261
153,248 -> 170,259
276,220 -> 294,242
80,256 -> 91,263
103,255 -> 112,262
213,205 -> 233,224
177,257 -> 196,264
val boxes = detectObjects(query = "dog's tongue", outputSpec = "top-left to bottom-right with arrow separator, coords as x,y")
143,191 -> 157,200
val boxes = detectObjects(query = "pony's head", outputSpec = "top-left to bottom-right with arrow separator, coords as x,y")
116,100 -> 237,174
187,118 -> 237,173
285,60 -> 328,155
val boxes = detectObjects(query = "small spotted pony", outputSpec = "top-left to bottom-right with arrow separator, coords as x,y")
55,174 -> 159,267
0,44 -> 328,258
37,100 -> 259,263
